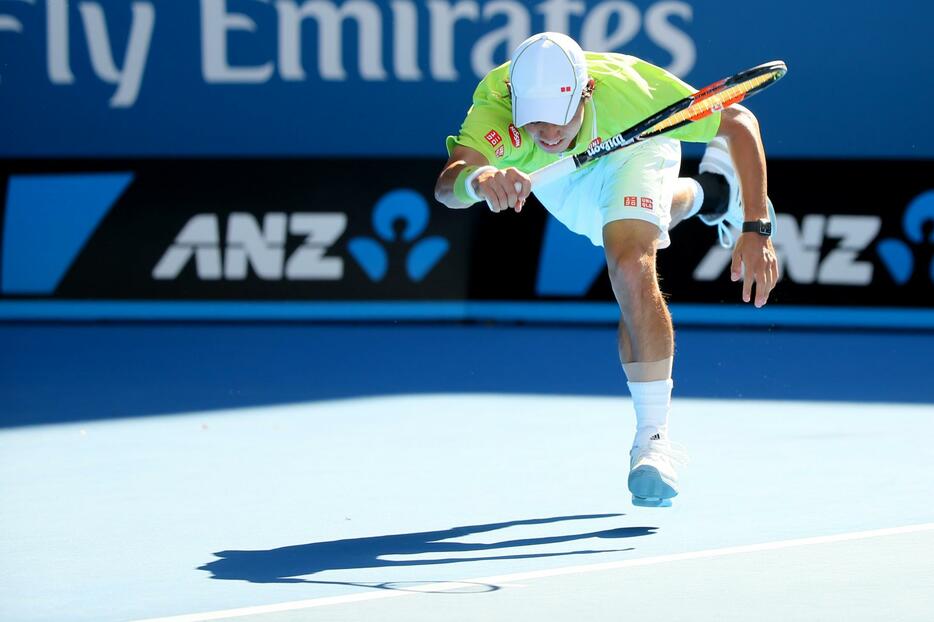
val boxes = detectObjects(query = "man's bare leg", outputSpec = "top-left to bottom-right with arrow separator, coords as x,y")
604,218 -> 681,507
670,178 -> 701,228
603,219 -> 673,365
670,170 -> 733,229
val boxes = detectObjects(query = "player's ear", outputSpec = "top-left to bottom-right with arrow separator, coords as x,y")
583,78 -> 595,99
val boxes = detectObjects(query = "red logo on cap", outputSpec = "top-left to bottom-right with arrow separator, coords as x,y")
485,129 -> 502,147
624,196 -> 637,207
508,124 -> 522,148
641,197 -> 654,210
560,86 -> 572,93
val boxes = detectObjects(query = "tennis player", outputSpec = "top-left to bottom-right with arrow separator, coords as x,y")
435,33 -> 779,507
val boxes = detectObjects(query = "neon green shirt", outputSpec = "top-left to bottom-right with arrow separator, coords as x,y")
446,53 -> 720,173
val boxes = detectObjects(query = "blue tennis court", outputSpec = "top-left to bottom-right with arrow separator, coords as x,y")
2,323 -> 932,621
3,1 -> 933,620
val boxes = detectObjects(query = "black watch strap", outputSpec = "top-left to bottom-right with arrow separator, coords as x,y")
742,219 -> 772,236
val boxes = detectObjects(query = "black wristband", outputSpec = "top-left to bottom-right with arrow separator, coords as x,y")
742,219 -> 772,236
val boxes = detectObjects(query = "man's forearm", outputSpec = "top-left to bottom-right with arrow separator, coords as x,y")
717,107 -> 769,221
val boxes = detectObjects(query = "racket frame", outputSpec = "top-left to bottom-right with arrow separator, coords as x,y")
528,60 -> 787,188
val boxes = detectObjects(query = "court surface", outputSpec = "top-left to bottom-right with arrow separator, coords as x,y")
1,324 -> 933,621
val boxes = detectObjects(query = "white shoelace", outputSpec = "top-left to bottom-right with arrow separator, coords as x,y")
633,439 -> 690,469
717,221 -> 736,249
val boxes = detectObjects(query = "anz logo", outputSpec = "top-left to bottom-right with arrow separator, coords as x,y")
152,189 -> 448,282
534,190 -> 934,296
695,214 -> 883,286
348,189 -> 449,283
153,212 -> 347,281
693,190 -> 934,286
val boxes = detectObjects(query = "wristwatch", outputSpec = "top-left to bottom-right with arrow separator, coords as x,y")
742,219 -> 772,236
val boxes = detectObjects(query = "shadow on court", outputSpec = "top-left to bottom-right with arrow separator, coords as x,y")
199,514 -> 656,586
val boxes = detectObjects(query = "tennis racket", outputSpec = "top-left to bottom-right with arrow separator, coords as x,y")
527,60 -> 787,189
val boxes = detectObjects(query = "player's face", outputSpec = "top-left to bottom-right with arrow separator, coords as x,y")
523,99 -> 587,154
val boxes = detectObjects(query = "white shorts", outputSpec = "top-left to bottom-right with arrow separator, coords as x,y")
533,137 -> 681,248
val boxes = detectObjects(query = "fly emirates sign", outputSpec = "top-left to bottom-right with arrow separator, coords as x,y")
1,0 -> 698,107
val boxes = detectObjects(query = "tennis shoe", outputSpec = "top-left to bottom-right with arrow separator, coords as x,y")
628,436 -> 687,508
698,137 -> 776,249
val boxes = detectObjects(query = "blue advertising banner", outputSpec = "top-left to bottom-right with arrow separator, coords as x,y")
1,0 -> 932,158
2,157 -> 933,327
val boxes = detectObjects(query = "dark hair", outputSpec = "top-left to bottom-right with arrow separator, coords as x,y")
504,77 -> 595,99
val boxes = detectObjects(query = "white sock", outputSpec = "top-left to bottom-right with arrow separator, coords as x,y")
628,379 -> 673,447
683,178 -> 704,219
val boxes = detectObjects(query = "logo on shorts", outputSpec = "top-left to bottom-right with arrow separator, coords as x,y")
625,196 -> 654,209
495,145 -> 505,158
485,130 -> 503,147
508,124 -> 522,148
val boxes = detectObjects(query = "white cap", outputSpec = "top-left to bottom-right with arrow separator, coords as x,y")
509,32 -> 588,127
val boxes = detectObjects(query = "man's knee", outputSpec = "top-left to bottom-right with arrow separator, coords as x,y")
606,245 -> 654,287
603,220 -> 659,292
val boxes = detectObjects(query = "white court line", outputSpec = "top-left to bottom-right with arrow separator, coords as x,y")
135,523 -> 934,622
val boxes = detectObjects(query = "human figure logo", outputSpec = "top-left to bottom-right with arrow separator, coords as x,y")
877,191 -> 934,285
348,189 -> 449,283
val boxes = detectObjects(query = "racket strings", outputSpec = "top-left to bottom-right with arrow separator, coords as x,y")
651,72 -> 779,133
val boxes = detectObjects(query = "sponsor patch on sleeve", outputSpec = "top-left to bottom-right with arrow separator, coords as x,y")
624,196 -> 638,207
508,124 -> 522,148
640,197 -> 654,210
485,129 -> 503,147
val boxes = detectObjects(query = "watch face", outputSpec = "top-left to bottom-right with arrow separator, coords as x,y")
743,220 -> 772,236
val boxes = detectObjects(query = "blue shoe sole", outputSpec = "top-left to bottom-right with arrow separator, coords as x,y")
632,496 -> 672,508
629,466 -> 677,508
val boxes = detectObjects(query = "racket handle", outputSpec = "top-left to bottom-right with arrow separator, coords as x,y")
529,157 -> 577,189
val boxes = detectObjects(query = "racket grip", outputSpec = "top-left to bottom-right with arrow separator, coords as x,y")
529,157 -> 577,189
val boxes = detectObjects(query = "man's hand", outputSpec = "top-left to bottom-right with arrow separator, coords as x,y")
474,167 -> 532,213
731,233 -> 779,307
